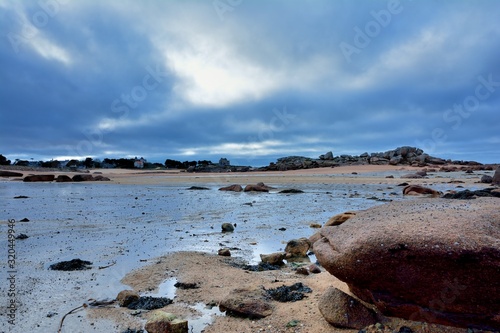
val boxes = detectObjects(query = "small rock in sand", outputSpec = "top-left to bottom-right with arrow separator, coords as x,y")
219,288 -> 274,319
219,184 -> 243,192
218,248 -> 231,256
402,185 -> 441,196
308,264 -> 321,274
221,223 -> 235,232
145,310 -> 188,333
318,287 -> 377,329
117,290 -> 140,307
285,238 -> 311,257
480,175 -> 493,183
260,252 -> 285,266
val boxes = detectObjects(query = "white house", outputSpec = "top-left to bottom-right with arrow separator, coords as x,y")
134,157 -> 146,169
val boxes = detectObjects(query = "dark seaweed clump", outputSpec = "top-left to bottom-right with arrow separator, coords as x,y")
122,329 -> 144,333
230,261 -> 282,272
49,259 -> 92,271
187,186 -> 210,190
265,282 -> 312,302
127,296 -> 173,310
442,188 -> 500,199
174,282 -> 199,289
279,189 -> 304,194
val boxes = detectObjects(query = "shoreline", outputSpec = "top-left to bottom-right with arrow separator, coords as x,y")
2,164 -> 496,186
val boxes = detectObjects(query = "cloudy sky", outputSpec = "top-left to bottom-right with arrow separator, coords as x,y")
1,0 -> 499,166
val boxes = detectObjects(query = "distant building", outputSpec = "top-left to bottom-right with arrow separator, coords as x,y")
28,161 -> 41,167
134,157 -> 146,169
219,158 -> 230,167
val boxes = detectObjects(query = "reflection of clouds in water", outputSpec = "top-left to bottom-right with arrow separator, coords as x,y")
142,277 -> 177,298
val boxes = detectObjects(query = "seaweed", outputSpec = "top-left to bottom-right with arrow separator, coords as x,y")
127,296 -> 173,310
49,259 -> 92,271
265,282 -> 312,302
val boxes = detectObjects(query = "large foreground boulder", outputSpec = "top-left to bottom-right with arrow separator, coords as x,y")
313,198 -> 500,330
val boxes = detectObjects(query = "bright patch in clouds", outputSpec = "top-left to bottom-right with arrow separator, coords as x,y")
30,37 -> 72,65
165,47 -> 279,108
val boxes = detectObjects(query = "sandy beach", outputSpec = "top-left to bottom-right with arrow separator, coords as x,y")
1,165 -> 498,333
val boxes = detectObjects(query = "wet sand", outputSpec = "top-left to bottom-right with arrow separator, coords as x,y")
0,165 -> 497,333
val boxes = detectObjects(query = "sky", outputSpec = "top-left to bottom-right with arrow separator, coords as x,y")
1,0 -> 500,166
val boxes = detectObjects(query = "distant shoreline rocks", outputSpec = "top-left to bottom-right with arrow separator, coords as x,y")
260,146 -> 496,172
22,174 -> 110,182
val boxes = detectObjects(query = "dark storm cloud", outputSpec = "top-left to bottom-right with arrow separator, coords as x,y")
1,0 -> 499,164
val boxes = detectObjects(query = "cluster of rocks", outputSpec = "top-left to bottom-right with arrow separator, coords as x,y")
22,174 -> 110,182
219,182 -> 275,192
0,170 -> 23,177
261,146 -> 493,171
217,237 -> 322,320
185,164 -> 251,173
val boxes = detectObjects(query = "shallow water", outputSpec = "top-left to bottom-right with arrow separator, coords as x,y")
0,172 -> 491,332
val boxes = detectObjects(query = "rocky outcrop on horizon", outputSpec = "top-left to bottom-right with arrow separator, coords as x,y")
262,146 -> 492,171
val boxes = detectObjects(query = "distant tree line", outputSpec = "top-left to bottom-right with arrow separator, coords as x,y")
164,159 -> 213,169
0,154 -> 11,165
0,154 -> 216,170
